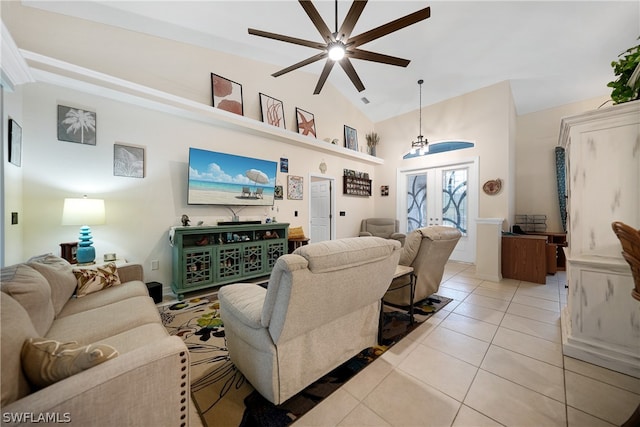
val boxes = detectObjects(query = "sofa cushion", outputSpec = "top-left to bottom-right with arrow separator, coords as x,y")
57,281 -> 149,318
0,264 -> 55,336
294,236 -> 400,273
46,296 -> 162,344
27,254 -> 77,316
73,263 -> 121,297
21,337 -> 118,389
94,323 -> 170,355
1,292 -> 39,406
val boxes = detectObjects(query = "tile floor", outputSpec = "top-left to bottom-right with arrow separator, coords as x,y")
293,262 -> 640,427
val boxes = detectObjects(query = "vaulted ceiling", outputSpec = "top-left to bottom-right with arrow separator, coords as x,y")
24,1 -> 640,122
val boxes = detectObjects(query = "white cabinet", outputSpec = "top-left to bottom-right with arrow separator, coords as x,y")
559,100 -> 640,378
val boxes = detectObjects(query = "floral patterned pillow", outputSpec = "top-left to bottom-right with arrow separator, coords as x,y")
72,263 -> 121,297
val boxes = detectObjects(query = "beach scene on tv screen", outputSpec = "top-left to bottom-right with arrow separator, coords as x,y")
188,148 -> 276,206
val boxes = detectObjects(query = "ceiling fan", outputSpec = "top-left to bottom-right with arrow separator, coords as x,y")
248,0 -> 431,94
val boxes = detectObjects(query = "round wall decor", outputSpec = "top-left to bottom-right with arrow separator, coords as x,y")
483,179 -> 502,195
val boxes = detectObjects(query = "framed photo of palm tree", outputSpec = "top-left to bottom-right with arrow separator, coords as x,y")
114,143 -> 145,178
57,105 -> 97,145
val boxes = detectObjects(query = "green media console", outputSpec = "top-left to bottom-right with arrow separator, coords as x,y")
170,223 -> 289,299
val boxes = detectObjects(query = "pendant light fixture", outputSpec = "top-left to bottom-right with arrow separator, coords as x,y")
411,79 -> 428,154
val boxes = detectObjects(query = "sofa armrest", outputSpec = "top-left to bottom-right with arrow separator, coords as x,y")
1,337 -> 189,427
390,233 -> 406,246
359,231 -> 373,237
117,263 -> 143,283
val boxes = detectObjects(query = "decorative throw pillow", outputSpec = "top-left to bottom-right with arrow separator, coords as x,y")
21,337 -> 118,389
288,226 -> 305,239
72,263 -> 121,297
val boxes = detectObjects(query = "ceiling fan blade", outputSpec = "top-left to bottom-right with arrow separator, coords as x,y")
348,6 -> 430,48
348,48 -> 410,67
272,52 -> 327,78
299,0 -> 334,42
337,0 -> 367,41
339,58 -> 365,92
314,60 -> 336,94
248,28 -> 326,50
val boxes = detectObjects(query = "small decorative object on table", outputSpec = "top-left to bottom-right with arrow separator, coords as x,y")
181,214 -> 190,226
60,242 -> 78,264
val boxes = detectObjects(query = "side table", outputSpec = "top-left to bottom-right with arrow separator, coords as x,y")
288,237 -> 310,254
379,265 -> 415,343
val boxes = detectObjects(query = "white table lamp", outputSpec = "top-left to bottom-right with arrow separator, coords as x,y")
62,196 -> 105,265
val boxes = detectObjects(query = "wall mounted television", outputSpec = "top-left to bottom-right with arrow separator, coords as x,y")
188,147 -> 277,206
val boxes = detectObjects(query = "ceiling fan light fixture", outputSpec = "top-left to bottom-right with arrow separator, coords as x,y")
328,42 -> 345,61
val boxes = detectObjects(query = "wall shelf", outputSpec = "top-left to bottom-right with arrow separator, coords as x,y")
21,49 -> 383,165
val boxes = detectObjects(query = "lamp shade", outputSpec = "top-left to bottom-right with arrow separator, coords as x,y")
62,198 -> 105,226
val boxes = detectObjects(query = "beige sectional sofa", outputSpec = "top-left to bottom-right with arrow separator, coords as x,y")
1,255 -> 190,427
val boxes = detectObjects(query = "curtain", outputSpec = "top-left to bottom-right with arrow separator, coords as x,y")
555,146 -> 567,232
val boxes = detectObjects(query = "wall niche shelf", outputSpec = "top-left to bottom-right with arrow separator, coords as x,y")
21,49 -> 383,165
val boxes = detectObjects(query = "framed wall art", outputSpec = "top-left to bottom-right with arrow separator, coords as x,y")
57,105 -> 96,145
274,185 -> 284,200
295,107 -> 316,137
344,125 -> 358,151
259,93 -> 285,129
8,118 -> 22,167
280,157 -> 289,173
287,175 -> 303,200
114,143 -> 145,178
211,73 -> 243,116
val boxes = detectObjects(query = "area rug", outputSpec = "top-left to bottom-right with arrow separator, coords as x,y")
159,291 -> 451,427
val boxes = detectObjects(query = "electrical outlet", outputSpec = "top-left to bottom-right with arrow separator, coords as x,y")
11,212 -> 18,224
151,260 -> 159,270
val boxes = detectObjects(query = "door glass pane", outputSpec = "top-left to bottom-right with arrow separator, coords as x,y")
407,174 -> 426,232
442,168 -> 468,235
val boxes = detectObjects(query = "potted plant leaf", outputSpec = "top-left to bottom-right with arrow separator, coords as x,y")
365,132 -> 379,156
608,39 -> 640,104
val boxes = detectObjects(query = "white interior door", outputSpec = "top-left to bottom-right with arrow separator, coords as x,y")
398,159 -> 477,263
309,176 -> 334,243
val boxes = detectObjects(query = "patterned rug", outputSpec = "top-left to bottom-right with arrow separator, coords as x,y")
159,291 -> 451,427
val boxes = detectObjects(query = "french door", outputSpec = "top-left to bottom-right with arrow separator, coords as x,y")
398,160 -> 477,263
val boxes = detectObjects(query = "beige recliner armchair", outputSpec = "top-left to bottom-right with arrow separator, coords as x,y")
218,236 -> 401,405
359,218 -> 406,246
384,226 -> 462,306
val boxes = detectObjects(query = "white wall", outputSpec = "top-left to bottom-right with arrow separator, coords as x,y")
374,81 -> 515,225
515,95 -> 609,232
3,86 -> 24,266
16,82 -> 377,295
